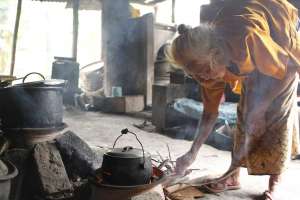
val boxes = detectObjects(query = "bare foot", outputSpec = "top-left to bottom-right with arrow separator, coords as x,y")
203,169 -> 241,193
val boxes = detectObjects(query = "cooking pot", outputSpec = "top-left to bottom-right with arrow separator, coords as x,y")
101,129 -> 153,186
0,72 -> 66,129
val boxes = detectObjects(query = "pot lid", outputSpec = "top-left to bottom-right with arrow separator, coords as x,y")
105,147 -> 149,158
0,159 -> 8,176
14,79 -> 66,88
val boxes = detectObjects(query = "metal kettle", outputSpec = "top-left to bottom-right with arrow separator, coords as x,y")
101,129 -> 153,186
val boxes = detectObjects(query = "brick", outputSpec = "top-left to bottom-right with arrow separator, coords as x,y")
33,143 -> 73,198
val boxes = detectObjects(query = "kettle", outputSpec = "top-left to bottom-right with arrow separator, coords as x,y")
101,129 -> 153,186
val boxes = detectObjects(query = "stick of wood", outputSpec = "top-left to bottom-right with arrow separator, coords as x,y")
158,159 -> 170,170
167,144 -> 175,168
164,183 -> 191,194
156,151 -> 165,162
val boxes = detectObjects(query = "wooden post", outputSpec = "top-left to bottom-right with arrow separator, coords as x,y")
72,0 -> 79,61
10,0 -> 23,76
143,14 -> 154,105
172,0 -> 175,23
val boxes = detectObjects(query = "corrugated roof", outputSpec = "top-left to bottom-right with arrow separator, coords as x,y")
32,0 -> 167,7
66,0 -> 101,10
32,0 -> 102,10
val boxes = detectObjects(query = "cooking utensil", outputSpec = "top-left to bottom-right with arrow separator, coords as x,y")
101,129 -> 153,186
90,167 -> 166,200
0,72 -> 65,129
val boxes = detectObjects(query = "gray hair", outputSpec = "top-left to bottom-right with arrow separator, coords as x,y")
166,24 -> 228,69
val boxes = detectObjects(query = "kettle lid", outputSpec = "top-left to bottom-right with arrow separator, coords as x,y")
105,146 -> 148,158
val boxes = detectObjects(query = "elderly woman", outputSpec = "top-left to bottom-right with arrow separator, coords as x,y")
169,0 -> 300,199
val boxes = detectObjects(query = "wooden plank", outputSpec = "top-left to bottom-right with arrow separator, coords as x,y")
72,0 -> 79,61
164,184 -> 205,200
171,0 -> 175,23
10,0 -> 23,76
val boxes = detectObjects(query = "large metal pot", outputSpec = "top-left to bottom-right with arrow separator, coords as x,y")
101,129 -> 153,186
0,72 -> 66,129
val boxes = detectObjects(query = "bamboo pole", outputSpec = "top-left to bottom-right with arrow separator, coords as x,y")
10,0 -> 23,76
172,0 -> 175,23
72,0 -> 79,61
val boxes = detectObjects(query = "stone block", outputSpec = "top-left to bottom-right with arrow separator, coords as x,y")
32,143 -> 73,198
101,95 -> 145,113
55,131 -> 102,178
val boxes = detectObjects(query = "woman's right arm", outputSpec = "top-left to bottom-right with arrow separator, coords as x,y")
175,112 -> 218,174
175,80 -> 225,174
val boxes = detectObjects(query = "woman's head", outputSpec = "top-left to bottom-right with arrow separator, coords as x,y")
167,24 -> 228,80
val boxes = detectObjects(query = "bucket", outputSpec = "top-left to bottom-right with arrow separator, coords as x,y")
4,149 -> 29,200
0,159 -> 18,200
154,60 -> 171,84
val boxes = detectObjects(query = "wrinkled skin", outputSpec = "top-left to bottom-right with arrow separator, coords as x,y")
183,59 -> 226,81
175,59 -> 227,175
175,150 -> 196,175
175,112 -> 218,175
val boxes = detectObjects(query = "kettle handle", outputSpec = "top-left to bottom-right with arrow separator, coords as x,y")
22,72 -> 45,83
113,129 -> 146,168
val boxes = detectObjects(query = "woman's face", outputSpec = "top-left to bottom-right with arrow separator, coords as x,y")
184,59 -> 226,81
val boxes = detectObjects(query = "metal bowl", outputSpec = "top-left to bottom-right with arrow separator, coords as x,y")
90,167 -> 167,200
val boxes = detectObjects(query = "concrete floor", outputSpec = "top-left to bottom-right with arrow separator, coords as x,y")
64,109 -> 300,200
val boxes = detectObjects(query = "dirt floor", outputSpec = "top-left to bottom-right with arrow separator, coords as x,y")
64,109 -> 300,200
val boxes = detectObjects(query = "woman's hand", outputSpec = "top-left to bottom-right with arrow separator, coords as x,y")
175,150 -> 196,175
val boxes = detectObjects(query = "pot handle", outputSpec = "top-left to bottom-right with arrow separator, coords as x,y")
22,72 -> 45,83
113,128 -> 147,168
